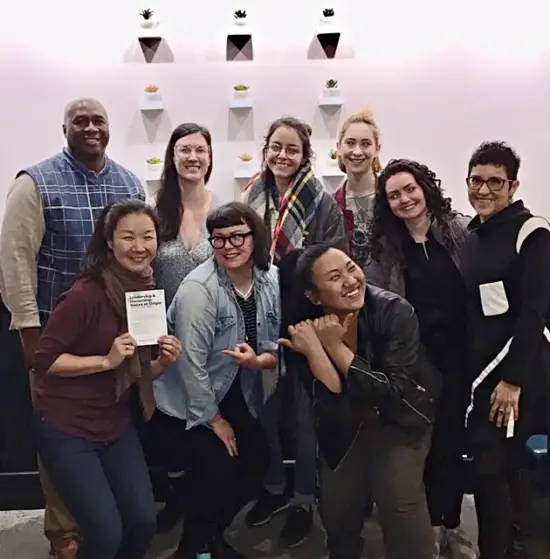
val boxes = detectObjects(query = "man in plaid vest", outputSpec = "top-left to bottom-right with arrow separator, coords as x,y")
0,98 -> 145,558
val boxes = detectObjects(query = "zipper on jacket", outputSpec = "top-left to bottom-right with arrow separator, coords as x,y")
422,241 -> 429,260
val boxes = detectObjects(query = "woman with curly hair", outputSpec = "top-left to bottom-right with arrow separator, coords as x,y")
366,159 -> 476,559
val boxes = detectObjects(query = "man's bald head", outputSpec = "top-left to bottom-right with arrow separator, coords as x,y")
63,98 -> 108,127
62,98 -> 110,168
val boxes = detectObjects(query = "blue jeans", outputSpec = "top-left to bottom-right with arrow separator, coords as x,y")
34,416 -> 156,559
260,373 -> 317,505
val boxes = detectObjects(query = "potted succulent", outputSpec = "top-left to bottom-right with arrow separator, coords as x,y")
139,9 -> 156,29
328,149 -> 339,166
239,153 -> 253,164
321,8 -> 335,24
233,84 -> 249,99
144,84 -> 160,102
234,9 -> 248,26
324,79 -> 339,96
146,157 -> 162,172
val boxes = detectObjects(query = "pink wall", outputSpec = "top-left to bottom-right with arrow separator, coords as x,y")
0,0 -> 549,219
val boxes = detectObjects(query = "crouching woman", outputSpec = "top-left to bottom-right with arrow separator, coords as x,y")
31,199 -> 182,559
279,242 -> 441,559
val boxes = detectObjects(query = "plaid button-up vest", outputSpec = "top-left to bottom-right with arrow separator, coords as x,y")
19,148 -> 145,324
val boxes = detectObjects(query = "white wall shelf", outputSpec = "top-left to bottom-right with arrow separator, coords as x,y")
140,97 -> 164,111
230,98 -> 253,109
318,93 -> 344,107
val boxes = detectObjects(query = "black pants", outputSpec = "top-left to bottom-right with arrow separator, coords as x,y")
472,438 -> 536,559
424,374 -> 468,528
148,385 -> 269,554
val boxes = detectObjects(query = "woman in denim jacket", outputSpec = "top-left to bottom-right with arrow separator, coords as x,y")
152,202 -> 280,559
366,159 -> 475,559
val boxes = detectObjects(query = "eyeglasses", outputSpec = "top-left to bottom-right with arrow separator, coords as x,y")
209,232 -> 253,249
268,144 -> 302,158
466,176 -> 512,192
175,145 -> 209,157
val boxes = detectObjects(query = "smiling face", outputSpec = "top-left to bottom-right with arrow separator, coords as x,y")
265,126 -> 304,182
467,164 -> 518,221
108,213 -> 158,273
337,122 -> 378,176
211,223 -> 254,271
63,99 -> 110,163
173,132 -> 211,184
385,171 -> 427,221
308,248 -> 366,315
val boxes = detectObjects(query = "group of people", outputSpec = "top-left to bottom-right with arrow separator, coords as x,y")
0,97 -> 548,559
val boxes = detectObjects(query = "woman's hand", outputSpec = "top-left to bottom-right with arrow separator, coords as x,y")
210,415 -> 238,457
312,314 -> 353,350
157,335 -> 182,368
105,333 -> 136,369
222,343 -> 258,368
490,380 -> 521,428
278,320 -> 321,356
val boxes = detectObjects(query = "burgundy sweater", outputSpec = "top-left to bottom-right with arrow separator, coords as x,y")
32,278 -> 132,442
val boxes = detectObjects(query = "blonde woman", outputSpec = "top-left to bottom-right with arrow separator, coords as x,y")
333,110 -> 382,268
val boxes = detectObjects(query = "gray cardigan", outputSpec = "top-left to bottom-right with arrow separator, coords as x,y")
365,214 -> 472,297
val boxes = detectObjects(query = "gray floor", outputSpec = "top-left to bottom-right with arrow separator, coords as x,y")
0,498 -> 478,559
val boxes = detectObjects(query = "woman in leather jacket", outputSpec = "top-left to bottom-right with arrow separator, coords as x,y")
279,242 -> 441,559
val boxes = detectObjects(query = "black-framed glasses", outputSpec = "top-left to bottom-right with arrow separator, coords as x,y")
209,232 -> 253,249
466,176 -> 512,192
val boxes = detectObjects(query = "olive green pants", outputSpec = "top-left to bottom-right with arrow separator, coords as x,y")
38,457 -> 79,542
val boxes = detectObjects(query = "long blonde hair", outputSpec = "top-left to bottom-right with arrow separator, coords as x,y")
337,110 -> 382,175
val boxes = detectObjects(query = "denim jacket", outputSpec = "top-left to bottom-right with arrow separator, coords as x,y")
153,257 -> 281,428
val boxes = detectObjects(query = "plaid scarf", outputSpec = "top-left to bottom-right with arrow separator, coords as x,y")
244,163 -> 324,263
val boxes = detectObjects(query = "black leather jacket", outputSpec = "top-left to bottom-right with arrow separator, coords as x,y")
286,285 -> 442,471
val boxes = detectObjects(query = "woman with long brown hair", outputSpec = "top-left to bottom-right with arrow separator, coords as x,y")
242,116 -> 346,548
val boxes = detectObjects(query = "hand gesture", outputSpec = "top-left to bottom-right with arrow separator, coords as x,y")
211,417 -> 238,457
106,333 -> 136,369
490,380 -> 521,428
278,320 -> 320,356
312,313 -> 353,350
157,335 -> 182,368
222,342 -> 258,368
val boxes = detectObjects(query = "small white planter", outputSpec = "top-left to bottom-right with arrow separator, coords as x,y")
320,16 -> 335,26
324,87 -> 340,97
145,92 -> 161,102
328,157 -> 339,167
233,90 -> 249,99
234,18 -> 248,26
140,20 -> 156,29
147,163 -> 162,173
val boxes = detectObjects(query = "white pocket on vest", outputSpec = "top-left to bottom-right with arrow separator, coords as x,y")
479,281 -> 509,316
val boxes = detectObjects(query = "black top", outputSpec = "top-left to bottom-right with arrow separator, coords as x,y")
461,201 -> 550,440
220,290 -> 258,412
402,231 -> 467,374
235,290 -> 257,354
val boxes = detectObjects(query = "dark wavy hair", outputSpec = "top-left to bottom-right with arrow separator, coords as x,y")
80,199 -> 159,280
370,159 -> 457,265
206,202 -> 271,270
259,116 -> 314,229
156,123 -> 213,242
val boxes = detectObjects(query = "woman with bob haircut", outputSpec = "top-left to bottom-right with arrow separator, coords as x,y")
31,199 -> 182,559
152,201 -> 281,559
